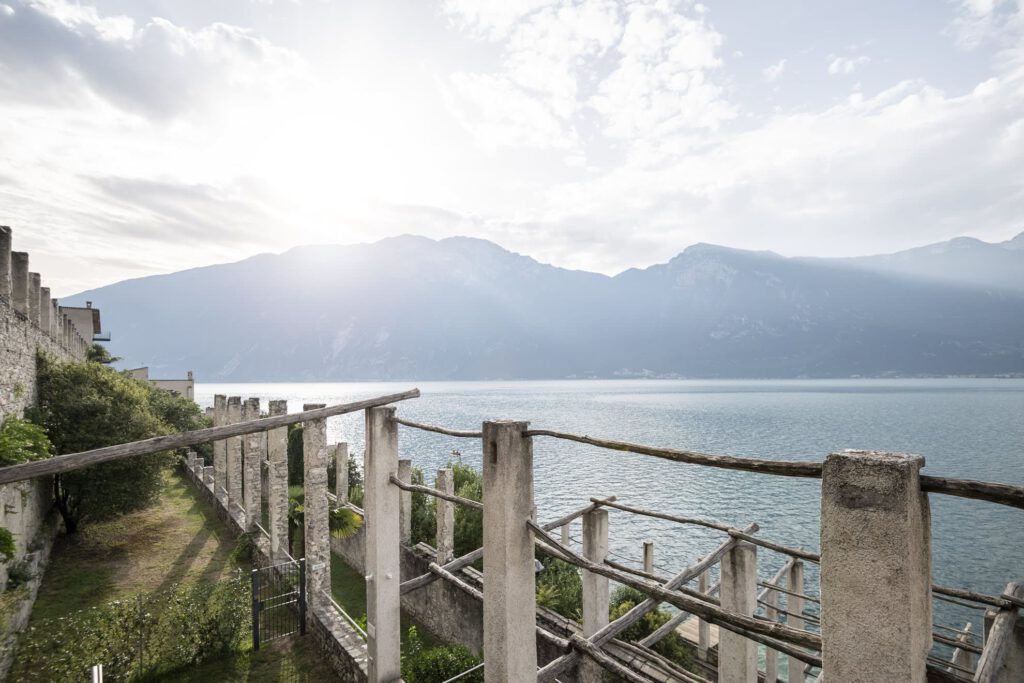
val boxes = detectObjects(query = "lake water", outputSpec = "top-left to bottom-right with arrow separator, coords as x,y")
196,379 -> 1024,641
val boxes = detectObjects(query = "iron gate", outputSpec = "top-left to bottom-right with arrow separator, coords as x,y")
251,558 -> 306,649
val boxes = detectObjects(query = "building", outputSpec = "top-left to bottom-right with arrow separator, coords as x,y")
126,367 -> 195,401
59,301 -> 107,341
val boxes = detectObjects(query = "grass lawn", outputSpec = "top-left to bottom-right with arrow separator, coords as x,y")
15,466 -> 337,681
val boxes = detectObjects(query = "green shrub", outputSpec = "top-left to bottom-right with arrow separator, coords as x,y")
402,642 -> 483,683
330,506 -> 363,539
536,556 -> 582,620
12,576 -> 249,681
608,586 -> 693,668
0,417 -> 52,467
0,528 -> 14,562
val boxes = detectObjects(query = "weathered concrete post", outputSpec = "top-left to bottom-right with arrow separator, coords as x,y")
40,287 -> 52,335
267,400 -> 290,561
482,420 -> 536,683
213,395 -> 227,505
975,583 -> 1024,682
365,406 -> 401,683
580,508 -> 610,683
187,450 -> 196,471
203,465 -> 215,489
949,622 -> 974,674
28,273 -> 40,326
302,403 -> 330,611
226,397 -> 243,517
643,540 -> 654,574
398,459 -> 412,545
335,443 -> 349,505
764,584 -> 779,683
435,468 -> 455,564
698,569 -> 710,661
561,521 -> 570,546
243,398 -> 262,531
820,450 -> 931,683
719,541 -> 757,683
50,301 -> 59,337
0,226 -> 11,302
11,252 -> 28,316
786,560 -> 805,681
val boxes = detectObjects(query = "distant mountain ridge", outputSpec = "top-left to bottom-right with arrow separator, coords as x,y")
63,232 -> 1024,380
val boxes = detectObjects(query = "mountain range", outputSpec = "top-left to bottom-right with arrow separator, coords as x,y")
63,232 -> 1024,380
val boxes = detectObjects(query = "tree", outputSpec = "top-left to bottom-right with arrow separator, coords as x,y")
86,343 -> 120,364
30,353 -> 172,533
608,586 -> 693,667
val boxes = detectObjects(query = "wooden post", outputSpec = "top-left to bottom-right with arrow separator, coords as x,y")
581,508 -> 610,683
820,450 -> 931,682
243,398 -> 262,531
365,406 -> 401,683
226,397 -> 243,516
482,420 -> 536,683
267,400 -> 290,561
719,541 -> 757,683
435,468 -> 455,564
787,560 -> 805,682
302,404 -> 330,612
335,443 -> 349,505
213,395 -> 227,505
643,540 -> 654,575
698,569 -> 710,661
398,458 -> 412,545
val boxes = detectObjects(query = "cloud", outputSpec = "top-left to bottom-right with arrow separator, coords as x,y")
442,0 -> 733,157
762,58 -> 786,82
0,0 -> 305,119
827,54 -> 870,75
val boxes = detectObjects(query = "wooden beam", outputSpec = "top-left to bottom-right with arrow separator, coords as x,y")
0,389 -> 420,485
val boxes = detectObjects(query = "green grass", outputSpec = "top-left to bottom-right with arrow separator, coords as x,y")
17,467 -> 336,681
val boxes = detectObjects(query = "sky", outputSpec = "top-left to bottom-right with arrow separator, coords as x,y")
1,0 -> 1023,295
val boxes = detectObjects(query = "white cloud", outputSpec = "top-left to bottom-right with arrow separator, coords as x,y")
827,54 -> 870,75
762,58 -> 786,82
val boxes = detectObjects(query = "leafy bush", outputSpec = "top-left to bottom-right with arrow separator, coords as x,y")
330,506 -> 363,539
536,556 -> 582,620
12,576 -> 250,681
0,416 -> 52,467
29,353 -> 174,533
0,528 -> 14,562
402,642 -> 483,683
609,586 -> 693,667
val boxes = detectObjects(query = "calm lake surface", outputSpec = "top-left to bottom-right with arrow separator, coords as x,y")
196,379 -> 1024,634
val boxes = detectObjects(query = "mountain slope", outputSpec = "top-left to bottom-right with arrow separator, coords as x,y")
63,235 -> 1024,380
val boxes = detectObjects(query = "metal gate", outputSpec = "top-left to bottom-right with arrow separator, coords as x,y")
251,558 -> 306,650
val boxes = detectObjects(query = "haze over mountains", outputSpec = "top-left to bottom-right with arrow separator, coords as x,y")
64,232 -> 1024,381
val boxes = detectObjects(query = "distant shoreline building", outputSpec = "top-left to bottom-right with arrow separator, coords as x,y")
126,367 -> 195,401
59,301 -> 108,342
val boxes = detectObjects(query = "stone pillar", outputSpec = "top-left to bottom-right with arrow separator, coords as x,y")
28,273 -> 40,326
40,287 -> 52,335
203,466 -> 215,489
267,400 -> 290,561
787,561 -> 805,681
643,540 -> 654,574
187,450 -> 196,470
561,521 -> 570,547
243,398 -> 262,531
482,420 -> 536,683
11,251 -> 28,316
226,397 -> 243,515
435,468 -> 454,564
335,443 -> 349,505
213,395 -> 227,505
719,541 -> 757,683
0,226 -> 11,302
365,406 -> 401,683
50,300 -> 59,337
975,583 -> 1024,682
302,403 -> 330,610
580,508 -> 610,683
398,458 -> 412,545
698,569 -> 710,661
820,450 -> 931,683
